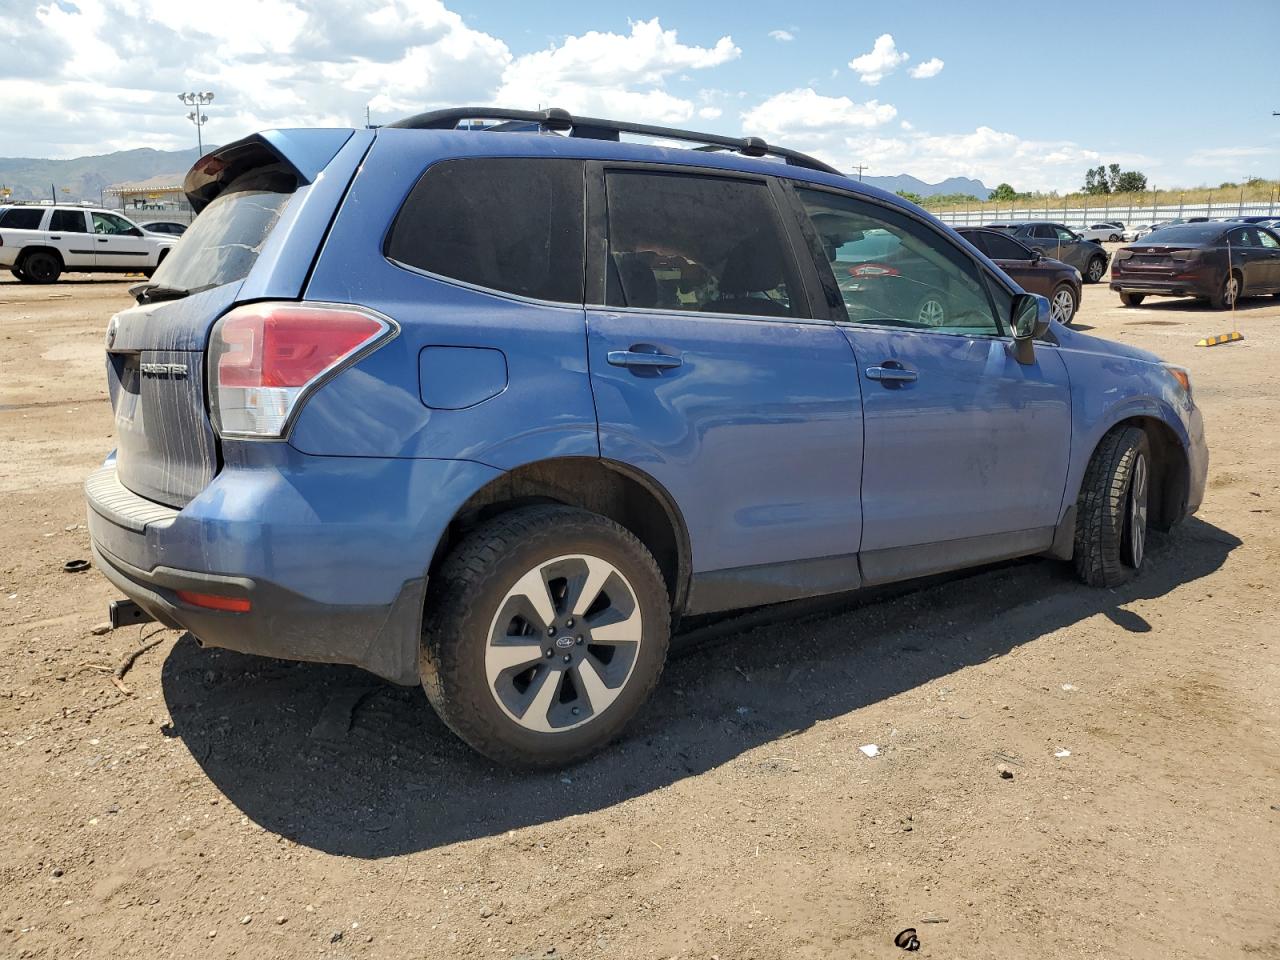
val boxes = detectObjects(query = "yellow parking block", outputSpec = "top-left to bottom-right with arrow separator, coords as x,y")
1195,331 -> 1244,347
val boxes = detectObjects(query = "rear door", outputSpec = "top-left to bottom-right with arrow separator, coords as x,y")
91,211 -> 151,270
793,187 -> 1072,583
48,208 -> 95,268
584,165 -> 864,608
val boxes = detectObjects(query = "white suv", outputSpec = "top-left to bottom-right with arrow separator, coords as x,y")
0,205 -> 177,283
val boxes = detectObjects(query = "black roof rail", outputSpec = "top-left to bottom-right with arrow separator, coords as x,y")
385,107 -> 841,176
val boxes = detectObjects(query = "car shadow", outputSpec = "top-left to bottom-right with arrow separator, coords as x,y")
159,516 -> 1239,858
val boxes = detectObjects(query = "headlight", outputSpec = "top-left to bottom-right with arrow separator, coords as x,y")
1163,363 -> 1192,400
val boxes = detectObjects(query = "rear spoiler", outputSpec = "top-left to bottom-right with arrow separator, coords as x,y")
183,129 -> 355,213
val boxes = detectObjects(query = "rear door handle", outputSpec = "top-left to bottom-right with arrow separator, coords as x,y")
866,364 -> 917,383
607,349 -> 683,370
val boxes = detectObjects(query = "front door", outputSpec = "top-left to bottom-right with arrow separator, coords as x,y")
91,211 -> 151,271
584,167 -> 865,610
793,187 -> 1072,584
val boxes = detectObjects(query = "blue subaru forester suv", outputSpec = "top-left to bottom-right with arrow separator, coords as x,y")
86,108 -> 1207,766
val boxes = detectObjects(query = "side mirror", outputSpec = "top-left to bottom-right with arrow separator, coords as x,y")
1011,292 -> 1051,364
129,227 -> 143,237
1029,249 -> 1043,263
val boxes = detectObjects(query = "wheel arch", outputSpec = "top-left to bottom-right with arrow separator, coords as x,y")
426,457 -> 693,616
17,245 -> 65,268
1081,414 -> 1190,531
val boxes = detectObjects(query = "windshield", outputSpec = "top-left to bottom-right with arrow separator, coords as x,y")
1140,224 -> 1223,244
150,166 -> 296,294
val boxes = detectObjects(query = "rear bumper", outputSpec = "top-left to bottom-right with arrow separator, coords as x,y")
1110,276 -> 1213,298
85,448 -> 500,685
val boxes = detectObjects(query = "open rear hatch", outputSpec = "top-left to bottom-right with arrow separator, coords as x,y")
105,130 -> 353,507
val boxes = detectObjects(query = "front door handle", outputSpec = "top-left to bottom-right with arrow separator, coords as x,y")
607,349 -> 683,370
866,364 -> 917,384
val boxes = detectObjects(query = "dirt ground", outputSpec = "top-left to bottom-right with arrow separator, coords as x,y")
2,263 -> 1278,960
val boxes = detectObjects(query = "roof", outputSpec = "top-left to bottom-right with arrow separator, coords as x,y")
106,174 -> 186,195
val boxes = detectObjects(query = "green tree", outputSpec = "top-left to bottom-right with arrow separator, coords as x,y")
990,182 -> 1018,202
895,190 -> 925,204
1083,166 -> 1110,195
1113,171 -> 1147,193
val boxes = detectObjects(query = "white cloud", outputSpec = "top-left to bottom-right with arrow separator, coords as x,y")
496,18 -> 739,123
698,106 -> 723,119
738,92 -> 1122,191
1186,146 -> 1274,166
848,34 -> 909,86
1,6 -> 742,157
742,88 -> 897,137
909,57 -> 944,79
769,29 -> 795,42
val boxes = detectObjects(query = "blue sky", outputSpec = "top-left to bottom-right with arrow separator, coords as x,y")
3,0 -> 1277,191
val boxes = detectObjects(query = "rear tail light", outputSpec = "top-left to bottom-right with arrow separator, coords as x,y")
209,301 -> 396,438
1169,249 -> 1200,262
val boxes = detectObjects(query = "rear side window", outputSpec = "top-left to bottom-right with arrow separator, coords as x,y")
51,209 -> 89,232
603,171 -> 803,319
150,166 -> 296,294
981,231 -> 1033,260
386,158 -> 585,304
0,207 -> 44,230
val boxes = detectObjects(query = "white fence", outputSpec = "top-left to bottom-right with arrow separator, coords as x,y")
933,199 -> 1279,228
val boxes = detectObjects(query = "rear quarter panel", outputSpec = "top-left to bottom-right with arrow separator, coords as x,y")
292,131 -> 599,467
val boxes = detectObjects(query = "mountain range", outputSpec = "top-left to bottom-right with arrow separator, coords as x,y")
0,147 -> 208,203
860,173 -> 991,199
0,147 -> 991,204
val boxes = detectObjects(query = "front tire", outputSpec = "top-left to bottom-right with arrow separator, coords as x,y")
1084,256 -> 1107,284
1049,283 -> 1078,325
1073,426 -> 1151,587
1119,292 -> 1146,307
421,505 -> 670,767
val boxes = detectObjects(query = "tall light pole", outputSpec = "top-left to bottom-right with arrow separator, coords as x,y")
178,91 -> 215,154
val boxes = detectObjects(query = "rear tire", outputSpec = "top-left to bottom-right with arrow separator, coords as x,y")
1084,256 -> 1107,284
421,505 -> 671,768
20,251 -> 61,284
1073,426 -> 1151,587
1209,272 -> 1240,310
1119,292 -> 1146,307
1108,233 -> 1120,242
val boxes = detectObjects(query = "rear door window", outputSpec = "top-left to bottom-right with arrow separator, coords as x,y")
798,187 -> 1001,335
0,207 -> 45,230
150,166 -> 296,294
386,157 -> 585,304
982,231 -> 1033,260
602,171 -> 803,318
51,209 -> 89,232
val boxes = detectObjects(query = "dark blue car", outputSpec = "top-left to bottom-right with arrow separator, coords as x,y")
86,108 -> 1207,766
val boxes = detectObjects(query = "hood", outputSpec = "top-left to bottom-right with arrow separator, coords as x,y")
1054,323 -> 1162,364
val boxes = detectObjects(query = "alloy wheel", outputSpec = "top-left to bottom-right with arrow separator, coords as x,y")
485,554 -> 642,733
1087,258 -> 1105,283
1224,275 -> 1239,307
1125,452 -> 1148,568
1050,288 -> 1076,324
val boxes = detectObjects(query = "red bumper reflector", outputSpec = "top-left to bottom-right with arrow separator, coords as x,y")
176,590 -> 251,613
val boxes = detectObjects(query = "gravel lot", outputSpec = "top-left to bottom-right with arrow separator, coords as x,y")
2,266 -> 1278,960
